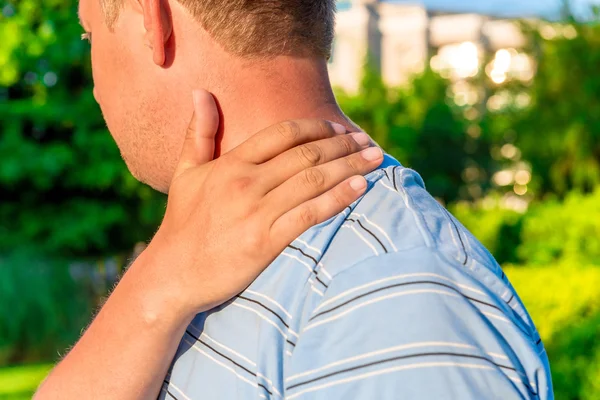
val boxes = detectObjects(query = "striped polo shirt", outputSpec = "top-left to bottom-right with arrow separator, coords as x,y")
160,155 -> 553,400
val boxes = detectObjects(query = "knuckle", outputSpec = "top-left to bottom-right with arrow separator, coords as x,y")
337,135 -> 356,155
317,120 -> 333,137
296,144 -> 323,167
345,154 -> 362,172
303,168 -> 326,189
242,227 -> 263,249
231,176 -> 254,193
276,121 -> 300,141
330,186 -> 348,207
298,206 -> 318,227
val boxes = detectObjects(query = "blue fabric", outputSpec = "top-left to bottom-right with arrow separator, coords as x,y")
160,155 -> 552,400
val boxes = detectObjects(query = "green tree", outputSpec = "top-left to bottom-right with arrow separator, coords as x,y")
0,0 -> 166,260
494,17 -> 600,197
337,66 -> 497,203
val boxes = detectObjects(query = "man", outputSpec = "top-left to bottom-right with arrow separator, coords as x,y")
38,0 -> 553,398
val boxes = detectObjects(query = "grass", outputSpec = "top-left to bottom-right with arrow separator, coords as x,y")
0,363 -> 53,400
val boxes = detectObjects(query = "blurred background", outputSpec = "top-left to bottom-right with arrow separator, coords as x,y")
1,0 -> 599,398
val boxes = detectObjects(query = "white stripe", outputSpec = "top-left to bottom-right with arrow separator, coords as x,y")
281,252 -> 324,295
185,338 -> 294,399
200,332 -> 257,367
259,394 -> 267,399
304,289 -> 459,333
483,311 -> 511,324
311,285 -> 325,296
245,289 -> 292,320
342,224 -> 379,256
182,337 -> 258,388
286,350 -> 293,357
256,372 -> 282,397
483,312 -> 533,339
286,341 -> 508,383
313,272 -> 485,314
164,382 -> 192,400
487,352 -> 509,360
318,263 -> 333,280
288,329 -> 300,339
281,252 -> 314,273
379,180 -> 397,193
231,302 -> 288,339
350,213 -> 398,252
294,238 -> 323,255
286,362 -> 497,400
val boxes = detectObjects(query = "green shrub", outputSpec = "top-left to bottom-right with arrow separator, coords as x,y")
450,201 -> 523,265
506,265 -> 600,400
451,188 -> 600,267
0,251 -> 94,366
517,189 -> 600,266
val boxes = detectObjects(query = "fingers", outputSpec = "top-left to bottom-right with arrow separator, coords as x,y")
260,132 -> 372,192
269,176 -> 368,248
263,146 -> 383,220
230,119 -> 347,164
173,89 -> 220,180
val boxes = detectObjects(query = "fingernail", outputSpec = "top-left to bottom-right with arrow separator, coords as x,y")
331,122 -> 347,135
361,147 -> 383,161
351,132 -> 370,147
349,176 -> 367,191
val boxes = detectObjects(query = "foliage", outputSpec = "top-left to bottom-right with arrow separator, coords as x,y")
506,265 -> 600,400
337,66 -> 497,204
1,3 -> 600,399
518,188 -> 600,265
450,200 -> 523,265
487,18 -> 600,197
0,252 -> 94,366
0,363 -> 53,399
453,189 -> 600,266
0,0 -> 167,260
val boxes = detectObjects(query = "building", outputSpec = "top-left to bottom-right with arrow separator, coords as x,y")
329,0 -> 532,93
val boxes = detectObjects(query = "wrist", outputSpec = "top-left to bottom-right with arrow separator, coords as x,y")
127,242 -> 199,329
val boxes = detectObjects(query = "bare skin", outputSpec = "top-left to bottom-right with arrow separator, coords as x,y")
34,0 -> 384,397
34,91 -> 383,399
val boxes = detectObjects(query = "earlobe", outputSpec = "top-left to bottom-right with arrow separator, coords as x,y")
141,0 -> 173,66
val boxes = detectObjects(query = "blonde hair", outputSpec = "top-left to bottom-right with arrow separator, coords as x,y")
101,0 -> 336,58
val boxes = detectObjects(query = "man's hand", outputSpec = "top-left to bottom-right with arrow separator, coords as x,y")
35,89 -> 382,400
147,89 -> 383,316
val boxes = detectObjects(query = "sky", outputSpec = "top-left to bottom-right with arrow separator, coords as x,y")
364,0 -> 600,19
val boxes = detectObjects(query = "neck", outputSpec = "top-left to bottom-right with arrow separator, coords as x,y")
207,57 -> 359,156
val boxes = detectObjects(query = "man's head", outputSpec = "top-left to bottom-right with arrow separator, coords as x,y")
78,0 -> 336,192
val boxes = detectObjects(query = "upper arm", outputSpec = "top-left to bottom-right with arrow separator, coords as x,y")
284,250 -> 552,400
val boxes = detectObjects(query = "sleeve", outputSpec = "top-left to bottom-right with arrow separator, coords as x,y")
284,249 -> 552,400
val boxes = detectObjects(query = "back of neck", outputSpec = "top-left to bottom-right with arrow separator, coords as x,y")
209,56 -> 359,156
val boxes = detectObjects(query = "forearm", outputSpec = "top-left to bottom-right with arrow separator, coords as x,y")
35,249 -> 195,400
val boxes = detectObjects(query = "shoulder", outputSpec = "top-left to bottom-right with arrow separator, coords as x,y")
285,249 -> 551,399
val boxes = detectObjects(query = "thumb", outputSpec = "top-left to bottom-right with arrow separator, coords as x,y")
174,89 -> 220,179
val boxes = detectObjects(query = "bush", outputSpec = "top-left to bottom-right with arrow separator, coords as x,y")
450,200 -> 523,265
451,188 -> 600,266
506,265 -> 600,400
0,251 -> 94,366
518,189 -> 600,266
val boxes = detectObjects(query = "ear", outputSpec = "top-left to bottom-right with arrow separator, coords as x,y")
141,0 -> 173,66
